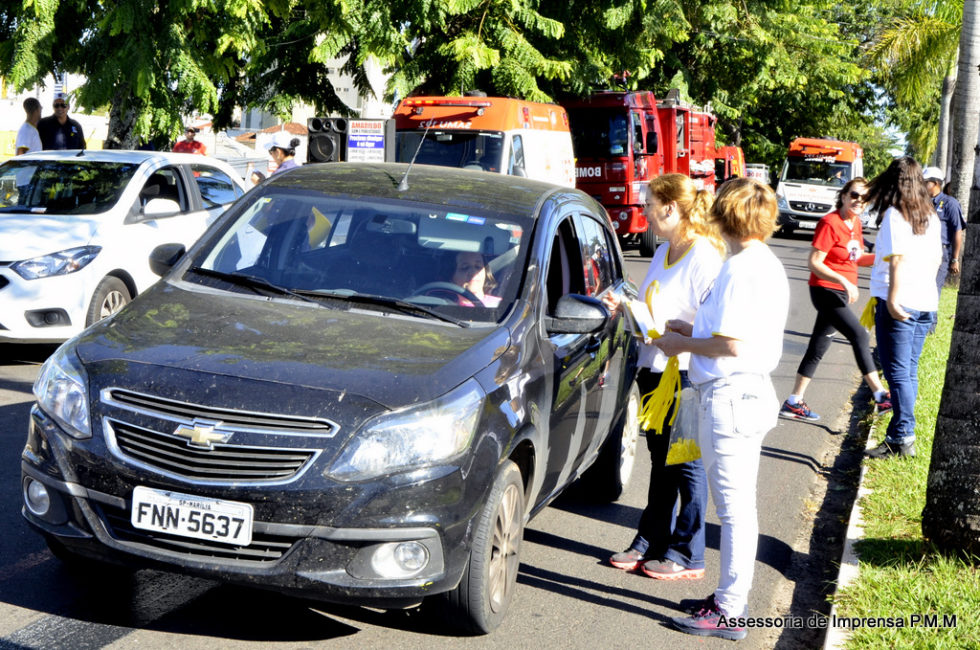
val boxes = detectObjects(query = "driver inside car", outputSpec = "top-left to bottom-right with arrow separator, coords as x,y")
452,251 -> 501,307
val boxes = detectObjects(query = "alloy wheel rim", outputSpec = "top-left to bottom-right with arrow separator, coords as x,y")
488,482 -> 522,612
99,290 -> 127,319
619,392 -> 640,484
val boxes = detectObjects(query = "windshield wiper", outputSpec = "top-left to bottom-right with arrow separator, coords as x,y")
300,290 -> 471,328
188,266 -> 322,306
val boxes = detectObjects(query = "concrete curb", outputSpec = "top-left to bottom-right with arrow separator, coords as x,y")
822,423 -> 878,650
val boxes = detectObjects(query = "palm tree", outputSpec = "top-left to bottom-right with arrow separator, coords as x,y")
866,1 -> 962,169
921,0 -> 980,556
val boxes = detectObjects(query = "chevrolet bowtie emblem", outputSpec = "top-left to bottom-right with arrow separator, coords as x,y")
173,421 -> 232,449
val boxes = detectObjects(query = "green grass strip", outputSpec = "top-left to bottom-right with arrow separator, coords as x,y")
833,287 -> 980,649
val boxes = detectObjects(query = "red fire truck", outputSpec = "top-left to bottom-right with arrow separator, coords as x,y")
715,145 -> 746,183
563,90 -> 722,256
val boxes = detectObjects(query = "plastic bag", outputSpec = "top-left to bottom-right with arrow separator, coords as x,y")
665,387 -> 700,465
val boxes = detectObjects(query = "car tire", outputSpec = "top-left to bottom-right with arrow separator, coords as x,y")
86,276 -> 132,326
639,223 -> 657,258
442,460 -> 524,634
580,381 -> 641,501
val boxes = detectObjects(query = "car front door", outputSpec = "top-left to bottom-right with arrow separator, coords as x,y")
571,209 -> 631,468
539,211 -> 604,497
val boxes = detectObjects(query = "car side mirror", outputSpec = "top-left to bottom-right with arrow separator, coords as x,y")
546,294 -> 609,335
149,243 -> 186,277
143,198 -> 181,218
646,132 -> 659,154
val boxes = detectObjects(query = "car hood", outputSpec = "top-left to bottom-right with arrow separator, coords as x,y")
74,283 -> 511,415
0,214 -> 99,259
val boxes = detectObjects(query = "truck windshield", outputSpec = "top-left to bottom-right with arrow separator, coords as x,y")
395,131 -> 505,173
567,108 -> 630,158
782,158 -> 851,187
0,160 -> 138,214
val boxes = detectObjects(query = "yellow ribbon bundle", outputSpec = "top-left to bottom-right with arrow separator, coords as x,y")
860,297 -> 877,331
638,355 -> 681,434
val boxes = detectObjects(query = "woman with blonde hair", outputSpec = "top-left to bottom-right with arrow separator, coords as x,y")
655,178 -> 789,641
603,173 -> 725,580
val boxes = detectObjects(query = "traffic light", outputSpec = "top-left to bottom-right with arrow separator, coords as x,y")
307,117 -> 348,163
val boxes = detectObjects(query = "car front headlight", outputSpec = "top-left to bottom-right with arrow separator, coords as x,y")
776,194 -> 788,210
12,246 -> 101,280
328,380 -> 485,481
33,345 -> 91,439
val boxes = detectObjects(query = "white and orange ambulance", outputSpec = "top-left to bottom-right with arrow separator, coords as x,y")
392,94 -> 576,188
776,138 -> 864,233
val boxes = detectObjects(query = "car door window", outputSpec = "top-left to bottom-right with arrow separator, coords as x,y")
573,213 -> 617,297
545,217 -> 585,314
139,166 -> 186,211
190,165 -> 244,208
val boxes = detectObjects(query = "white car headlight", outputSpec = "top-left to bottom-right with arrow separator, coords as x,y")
776,195 -> 789,210
329,380 -> 485,481
33,345 -> 91,439
12,246 -> 101,280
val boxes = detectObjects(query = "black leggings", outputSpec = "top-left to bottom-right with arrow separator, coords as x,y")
797,285 -> 876,379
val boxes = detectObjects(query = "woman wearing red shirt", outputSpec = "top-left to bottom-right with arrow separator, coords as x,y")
780,178 -> 891,421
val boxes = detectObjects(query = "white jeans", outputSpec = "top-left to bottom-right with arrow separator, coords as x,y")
695,373 -> 778,616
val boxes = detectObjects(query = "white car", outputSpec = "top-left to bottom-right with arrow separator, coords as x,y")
0,150 -> 247,343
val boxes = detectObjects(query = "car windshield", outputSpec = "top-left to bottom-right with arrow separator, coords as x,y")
0,160 -> 138,214
567,108 -> 630,157
781,158 -> 851,187
395,131 -> 505,172
188,189 -> 531,324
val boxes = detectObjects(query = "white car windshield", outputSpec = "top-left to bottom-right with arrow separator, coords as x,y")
782,158 -> 851,187
188,190 -> 531,324
0,160 -> 138,214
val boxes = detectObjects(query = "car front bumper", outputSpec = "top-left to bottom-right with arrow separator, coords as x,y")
21,407 -> 480,606
0,268 -> 90,342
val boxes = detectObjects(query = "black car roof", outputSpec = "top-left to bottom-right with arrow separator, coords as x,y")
265,162 -> 574,216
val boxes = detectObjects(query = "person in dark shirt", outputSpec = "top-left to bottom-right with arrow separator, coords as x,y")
922,166 -> 965,293
37,96 -> 86,150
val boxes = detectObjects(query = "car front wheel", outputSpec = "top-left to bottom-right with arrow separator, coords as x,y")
442,460 -> 524,634
86,276 -> 131,326
580,381 -> 641,501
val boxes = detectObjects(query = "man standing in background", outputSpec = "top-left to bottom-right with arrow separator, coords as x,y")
922,166 -> 965,293
15,97 -> 42,155
38,95 -> 86,150
172,126 -> 206,154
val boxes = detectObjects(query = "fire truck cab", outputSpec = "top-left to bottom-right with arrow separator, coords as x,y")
776,138 -> 864,234
715,145 -> 745,184
657,94 -> 718,195
392,95 -> 575,188
562,91 -> 663,255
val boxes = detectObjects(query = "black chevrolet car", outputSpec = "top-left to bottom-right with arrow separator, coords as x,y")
22,163 -> 639,633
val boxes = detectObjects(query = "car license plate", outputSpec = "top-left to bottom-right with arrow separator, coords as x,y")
131,486 -> 253,545
798,220 -> 817,229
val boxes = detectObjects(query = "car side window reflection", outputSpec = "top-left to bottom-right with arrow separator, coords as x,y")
191,165 -> 244,208
574,214 -> 616,297
545,218 -> 585,314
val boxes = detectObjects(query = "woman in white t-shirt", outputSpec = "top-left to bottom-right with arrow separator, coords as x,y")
654,178 -> 789,641
602,174 -> 725,581
864,157 -> 942,459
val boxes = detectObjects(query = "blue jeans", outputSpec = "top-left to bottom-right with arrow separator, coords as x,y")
631,369 -> 706,569
874,302 -> 934,445
695,373 -> 778,617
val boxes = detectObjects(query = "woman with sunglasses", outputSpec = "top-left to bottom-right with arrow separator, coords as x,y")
780,177 -> 892,422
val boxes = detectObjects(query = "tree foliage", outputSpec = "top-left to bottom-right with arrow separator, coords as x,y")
0,0 -> 931,172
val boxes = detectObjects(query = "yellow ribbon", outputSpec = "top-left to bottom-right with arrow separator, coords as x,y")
860,297 -> 877,331
638,356 -> 681,434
